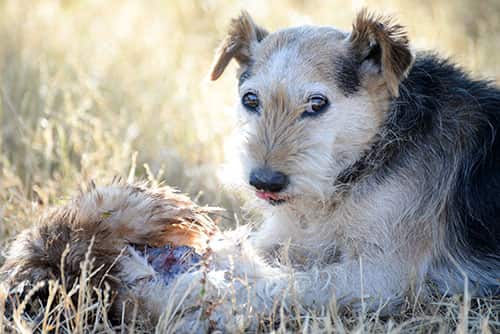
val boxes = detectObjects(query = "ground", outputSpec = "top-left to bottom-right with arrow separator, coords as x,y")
0,0 -> 499,332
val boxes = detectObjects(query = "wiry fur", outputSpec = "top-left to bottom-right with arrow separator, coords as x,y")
349,9 -> 414,97
210,11 -> 268,81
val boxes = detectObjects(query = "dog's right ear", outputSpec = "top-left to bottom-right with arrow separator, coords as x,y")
210,11 -> 268,81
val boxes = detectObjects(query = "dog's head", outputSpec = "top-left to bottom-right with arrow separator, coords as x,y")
211,10 -> 414,206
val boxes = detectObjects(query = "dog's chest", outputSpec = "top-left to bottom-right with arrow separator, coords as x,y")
259,214 -> 344,269
261,192 -> 398,265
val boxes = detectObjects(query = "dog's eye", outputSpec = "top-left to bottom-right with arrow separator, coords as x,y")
303,94 -> 329,117
242,92 -> 260,112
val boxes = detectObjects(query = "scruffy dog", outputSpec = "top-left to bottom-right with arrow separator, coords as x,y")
2,10 -> 500,333
209,8 -> 500,303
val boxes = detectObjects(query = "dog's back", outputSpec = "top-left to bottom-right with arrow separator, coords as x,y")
399,54 -> 500,293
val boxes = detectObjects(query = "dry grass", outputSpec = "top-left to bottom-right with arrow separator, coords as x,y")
0,0 -> 499,332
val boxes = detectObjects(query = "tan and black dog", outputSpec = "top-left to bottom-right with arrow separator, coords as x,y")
210,8 -> 500,312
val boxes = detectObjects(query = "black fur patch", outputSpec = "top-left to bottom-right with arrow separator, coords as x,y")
396,55 -> 500,257
334,55 -> 361,96
239,69 -> 252,87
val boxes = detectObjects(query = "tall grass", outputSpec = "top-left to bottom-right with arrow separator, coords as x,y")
0,0 -> 499,332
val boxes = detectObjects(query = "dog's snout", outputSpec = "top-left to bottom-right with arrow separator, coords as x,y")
249,167 -> 289,193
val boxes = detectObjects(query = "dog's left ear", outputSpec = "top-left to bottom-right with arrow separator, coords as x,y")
348,10 -> 414,97
210,11 -> 268,81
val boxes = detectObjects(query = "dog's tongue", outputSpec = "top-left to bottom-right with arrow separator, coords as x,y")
256,191 -> 283,201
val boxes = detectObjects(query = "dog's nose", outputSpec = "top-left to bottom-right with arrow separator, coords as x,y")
249,167 -> 289,193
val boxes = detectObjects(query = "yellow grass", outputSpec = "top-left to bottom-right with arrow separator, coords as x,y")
0,0 -> 499,332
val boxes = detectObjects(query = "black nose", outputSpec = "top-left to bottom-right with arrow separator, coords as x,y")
249,167 -> 289,193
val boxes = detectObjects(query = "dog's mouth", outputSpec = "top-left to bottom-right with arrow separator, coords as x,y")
255,191 -> 289,205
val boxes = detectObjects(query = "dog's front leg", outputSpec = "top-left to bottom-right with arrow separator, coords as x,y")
242,255 -> 416,314
207,229 -> 412,310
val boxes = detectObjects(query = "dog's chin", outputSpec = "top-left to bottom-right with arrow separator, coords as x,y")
255,191 -> 290,206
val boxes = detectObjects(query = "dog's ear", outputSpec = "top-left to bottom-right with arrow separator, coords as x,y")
210,11 -> 268,81
348,9 -> 414,96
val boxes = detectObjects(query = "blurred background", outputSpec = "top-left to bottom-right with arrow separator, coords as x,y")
1,0 -> 499,244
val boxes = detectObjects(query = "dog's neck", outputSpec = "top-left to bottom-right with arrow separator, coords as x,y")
254,199 -> 338,250
331,107 -> 403,199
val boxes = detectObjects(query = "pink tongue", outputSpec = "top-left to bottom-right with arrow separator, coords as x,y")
256,191 -> 280,200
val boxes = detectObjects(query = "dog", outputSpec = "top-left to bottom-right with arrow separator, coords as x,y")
2,9 -> 500,333
208,7 -> 500,316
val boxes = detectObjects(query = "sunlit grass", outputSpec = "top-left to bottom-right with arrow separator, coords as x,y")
0,0 -> 499,332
